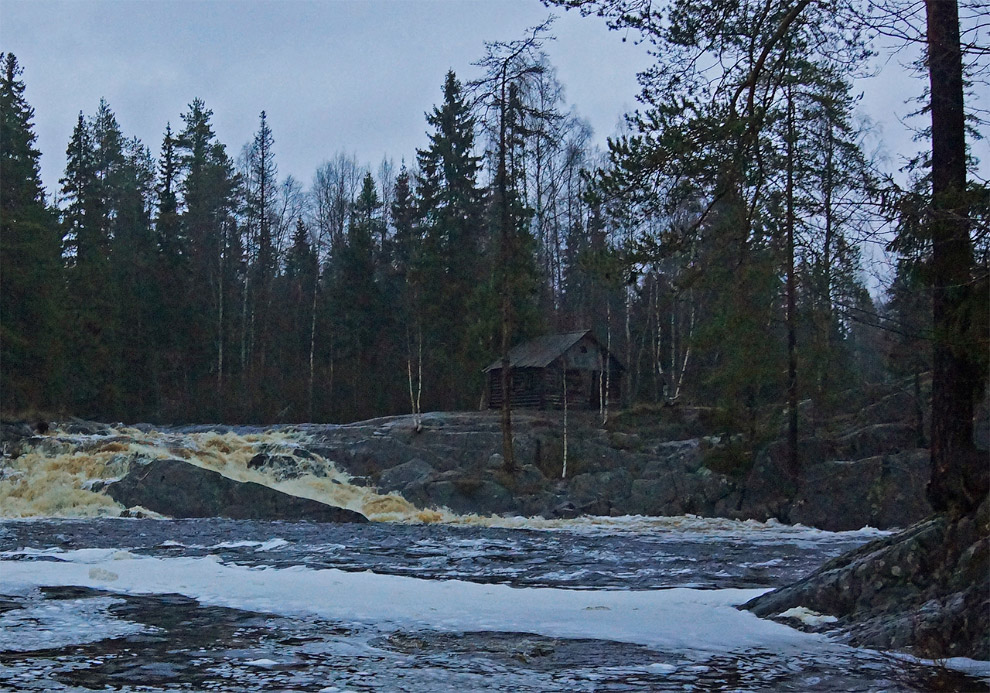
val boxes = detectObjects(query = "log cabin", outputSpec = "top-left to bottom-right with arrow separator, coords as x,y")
484,330 -> 623,410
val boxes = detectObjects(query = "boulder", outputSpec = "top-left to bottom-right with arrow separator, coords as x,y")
832,423 -> 921,459
627,476 -> 682,516
470,480 -> 518,514
607,431 -> 641,451
787,451 -> 931,531
511,464 -> 547,494
0,422 -> 36,458
550,500 -> 580,519
106,458 -> 367,523
744,497 -> 989,660
377,458 -> 435,492
486,453 -> 505,470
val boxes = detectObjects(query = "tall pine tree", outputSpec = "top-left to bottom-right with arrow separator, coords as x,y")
0,53 -> 63,413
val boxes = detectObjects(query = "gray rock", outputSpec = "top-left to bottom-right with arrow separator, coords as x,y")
551,500 -> 580,519
789,451 -> 931,531
649,439 -> 703,473
106,458 -> 367,523
410,477 -> 513,515
832,423 -> 920,459
247,452 -> 330,481
513,464 -> 547,493
378,458 -> 435,492
422,480 -> 459,510
471,480 -> 518,514
607,431 -> 641,451
744,497 -> 989,660
628,477 -> 681,516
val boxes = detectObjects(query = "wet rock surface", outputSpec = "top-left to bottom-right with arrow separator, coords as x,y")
744,496 -> 990,660
105,459 -> 367,523
280,399 -> 935,530
1,380 -> 951,530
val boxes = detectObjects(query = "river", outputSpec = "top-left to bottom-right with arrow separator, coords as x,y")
1,426 -> 987,691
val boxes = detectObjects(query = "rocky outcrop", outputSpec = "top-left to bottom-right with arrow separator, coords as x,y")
293,403 -> 934,530
105,459 -> 367,523
737,448 -> 932,531
4,379 -> 951,530
743,496 -> 989,659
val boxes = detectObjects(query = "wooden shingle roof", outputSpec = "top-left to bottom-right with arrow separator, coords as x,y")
484,330 -> 620,372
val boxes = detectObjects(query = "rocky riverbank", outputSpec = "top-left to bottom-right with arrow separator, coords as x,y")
744,496 -> 989,660
0,383 -> 944,531
271,391 -> 935,531
3,397 -> 987,664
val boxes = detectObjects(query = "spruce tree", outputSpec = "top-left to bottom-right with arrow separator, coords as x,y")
244,110 -> 278,404
175,98 -> 241,419
415,71 -> 486,408
60,108 -> 117,415
155,123 -> 183,263
277,216 -> 319,417
330,172 -> 387,418
108,132 -> 158,417
0,53 -> 63,412
56,100 -> 159,417
391,165 -> 417,278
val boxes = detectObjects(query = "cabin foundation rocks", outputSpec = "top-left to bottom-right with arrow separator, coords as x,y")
1,382 -> 950,529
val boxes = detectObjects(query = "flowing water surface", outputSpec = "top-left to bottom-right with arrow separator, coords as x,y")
2,516 -> 987,692
1,426 -> 988,691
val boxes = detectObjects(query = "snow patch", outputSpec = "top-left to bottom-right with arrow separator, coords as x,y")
778,606 -> 839,627
244,658 -> 280,668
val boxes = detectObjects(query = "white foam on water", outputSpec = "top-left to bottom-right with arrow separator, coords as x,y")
199,537 -> 291,552
777,606 -> 839,627
0,549 -> 834,657
886,651 -> 990,679
1,427 -> 429,522
0,593 -> 150,652
0,425 -> 894,545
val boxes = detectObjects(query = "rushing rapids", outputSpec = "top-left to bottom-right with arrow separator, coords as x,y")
0,423 -> 909,535
1,425 -> 432,522
2,423 -> 988,691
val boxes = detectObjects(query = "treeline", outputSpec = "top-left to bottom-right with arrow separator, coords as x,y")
0,22 -> 983,434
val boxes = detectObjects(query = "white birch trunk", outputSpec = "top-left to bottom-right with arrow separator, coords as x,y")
561,368 -> 568,479
603,300 -> 611,424
674,295 -> 696,401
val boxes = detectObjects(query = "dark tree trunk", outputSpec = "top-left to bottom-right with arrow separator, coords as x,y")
497,69 -> 516,473
924,0 -> 987,513
785,78 -> 800,478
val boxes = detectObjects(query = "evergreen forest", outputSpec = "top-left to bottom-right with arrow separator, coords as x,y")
1,1 -> 987,513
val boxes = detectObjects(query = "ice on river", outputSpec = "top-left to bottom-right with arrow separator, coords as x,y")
1,548 -> 815,655
2,521 -> 988,691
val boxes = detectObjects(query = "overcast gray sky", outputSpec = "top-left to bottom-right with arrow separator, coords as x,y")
2,0 -> 654,197
1,0 -> 980,201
